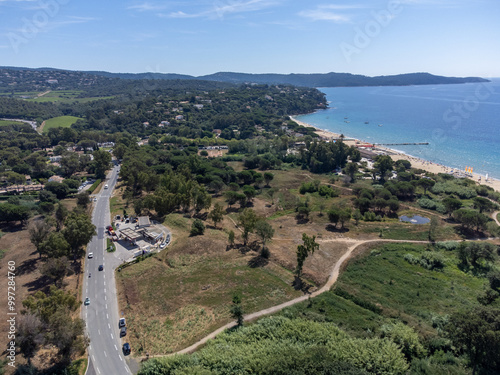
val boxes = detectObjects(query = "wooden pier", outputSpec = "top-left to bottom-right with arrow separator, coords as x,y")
374,142 -> 429,146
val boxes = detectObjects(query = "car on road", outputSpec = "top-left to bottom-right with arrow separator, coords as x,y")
84,297 -> 90,306
119,318 -> 126,328
104,184 -> 109,189
122,343 -> 131,355
120,327 -> 127,337
93,197 -> 97,202
98,265 -> 103,271
88,252 -> 93,258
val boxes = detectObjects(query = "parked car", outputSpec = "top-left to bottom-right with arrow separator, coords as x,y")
84,297 -> 90,306
120,327 -> 127,337
122,343 -> 131,355
88,252 -> 93,259
119,318 -> 126,328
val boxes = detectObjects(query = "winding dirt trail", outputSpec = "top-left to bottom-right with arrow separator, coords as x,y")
492,211 -> 500,226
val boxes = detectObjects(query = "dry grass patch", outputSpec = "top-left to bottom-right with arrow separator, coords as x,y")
0,222 -> 82,374
116,231 -> 304,355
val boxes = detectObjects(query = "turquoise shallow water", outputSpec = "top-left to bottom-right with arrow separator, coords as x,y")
297,80 -> 500,179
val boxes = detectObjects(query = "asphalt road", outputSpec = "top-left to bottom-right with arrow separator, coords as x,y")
83,164 -> 138,375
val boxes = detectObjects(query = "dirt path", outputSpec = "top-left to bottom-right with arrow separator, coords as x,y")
492,211 -> 500,226
38,120 -> 46,134
37,90 -> 51,97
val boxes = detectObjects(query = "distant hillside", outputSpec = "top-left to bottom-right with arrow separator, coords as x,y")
0,67 -> 489,90
196,72 -> 489,87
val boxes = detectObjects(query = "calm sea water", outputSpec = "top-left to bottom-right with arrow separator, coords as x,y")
296,80 -> 500,179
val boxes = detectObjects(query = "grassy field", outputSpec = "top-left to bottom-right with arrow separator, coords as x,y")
42,115 -> 82,133
27,90 -> 116,103
280,241 -> 499,339
333,243 -> 497,335
0,120 -> 25,127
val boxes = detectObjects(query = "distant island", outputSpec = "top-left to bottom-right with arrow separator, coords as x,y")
0,66 -> 488,89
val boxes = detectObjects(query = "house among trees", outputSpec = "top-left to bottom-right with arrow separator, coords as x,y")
48,176 -> 64,183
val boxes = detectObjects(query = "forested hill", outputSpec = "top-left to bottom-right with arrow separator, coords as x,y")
197,72 -> 489,87
0,67 -> 488,90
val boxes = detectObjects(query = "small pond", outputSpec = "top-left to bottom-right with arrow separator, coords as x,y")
399,215 -> 430,224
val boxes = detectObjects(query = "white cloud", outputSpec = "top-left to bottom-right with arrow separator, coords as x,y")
166,0 -> 279,20
299,9 -> 351,23
127,2 -> 169,12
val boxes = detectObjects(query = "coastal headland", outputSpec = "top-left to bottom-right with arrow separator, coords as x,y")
290,116 -> 500,193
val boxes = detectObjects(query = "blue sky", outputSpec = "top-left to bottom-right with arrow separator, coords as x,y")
0,0 -> 499,77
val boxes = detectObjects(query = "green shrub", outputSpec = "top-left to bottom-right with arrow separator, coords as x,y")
190,219 -> 205,236
88,179 -> 102,194
435,241 -> 459,251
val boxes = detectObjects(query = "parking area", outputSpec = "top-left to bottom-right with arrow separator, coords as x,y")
107,216 -> 171,262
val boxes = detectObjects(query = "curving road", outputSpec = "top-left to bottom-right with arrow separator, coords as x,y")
82,164 -> 137,375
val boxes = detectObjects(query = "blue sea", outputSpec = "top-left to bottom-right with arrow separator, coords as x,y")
296,80 -> 500,179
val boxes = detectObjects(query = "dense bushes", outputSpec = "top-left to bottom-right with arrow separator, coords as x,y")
417,198 -> 446,214
138,317 -> 409,375
299,180 -> 339,198
404,252 -> 445,270
431,182 -> 477,199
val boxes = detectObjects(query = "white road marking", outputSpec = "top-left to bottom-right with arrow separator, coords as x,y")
111,333 -> 114,339
105,304 -> 108,309
119,355 -> 123,362
105,295 -> 107,301
97,367 -> 101,374
114,344 -> 118,351
98,329 -> 100,335
104,281 -> 106,286
104,288 -> 106,293
107,313 -> 109,319
108,323 -> 111,329
92,355 -> 96,362
104,351 -> 107,357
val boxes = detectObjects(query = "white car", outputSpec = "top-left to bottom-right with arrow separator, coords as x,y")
88,252 -> 93,258
104,184 -> 109,189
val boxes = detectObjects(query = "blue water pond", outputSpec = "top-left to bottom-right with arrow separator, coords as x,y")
399,215 -> 430,224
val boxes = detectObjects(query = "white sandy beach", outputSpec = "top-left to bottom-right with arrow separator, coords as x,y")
289,116 -> 500,193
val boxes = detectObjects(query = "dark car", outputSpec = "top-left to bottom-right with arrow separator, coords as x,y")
119,318 -> 126,328
98,265 -> 103,271
122,343 -> 131,355
120,327 -> 127,337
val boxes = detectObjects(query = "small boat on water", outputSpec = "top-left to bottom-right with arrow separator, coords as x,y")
378,124 -> 383,127
364,121 -> 369,124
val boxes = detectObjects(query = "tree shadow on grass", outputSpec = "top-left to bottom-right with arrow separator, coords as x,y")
325,224 -> 349,233
16,257 -> 40,276
292,276 -> 313,294
236,241 -> 259,255
248,255 -> 269,268
23,274 -> 53,293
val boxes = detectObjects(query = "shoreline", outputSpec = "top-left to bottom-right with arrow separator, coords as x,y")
289,116 -> 500,193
